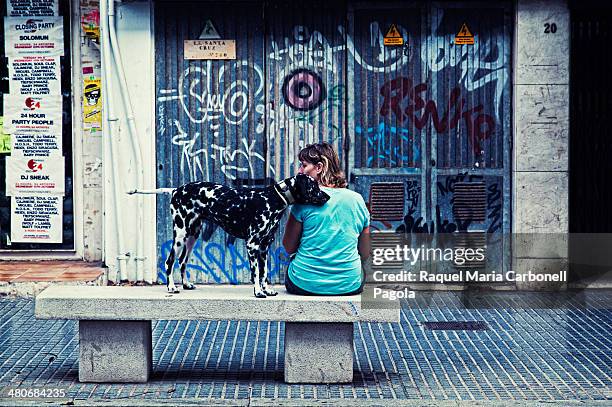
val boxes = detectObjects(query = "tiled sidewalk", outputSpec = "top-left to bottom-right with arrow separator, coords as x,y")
0,290 -> 610,405
0,261 -> 104,282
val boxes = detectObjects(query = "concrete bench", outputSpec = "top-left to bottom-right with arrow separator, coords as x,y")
35,285 -> 399,384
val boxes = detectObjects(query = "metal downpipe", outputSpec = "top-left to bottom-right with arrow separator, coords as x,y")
108,0 -> 147,282
100,0 -> 129,281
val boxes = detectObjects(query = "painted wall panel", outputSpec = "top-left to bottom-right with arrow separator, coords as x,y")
154,1 -> 513,285
350,3 -> 512,278
155,2 -> 271,284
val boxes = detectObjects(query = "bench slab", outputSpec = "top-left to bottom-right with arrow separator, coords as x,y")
35,285 -> 399,384
35,285 -> 399,322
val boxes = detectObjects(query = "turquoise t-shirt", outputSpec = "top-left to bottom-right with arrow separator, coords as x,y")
287,186 -> 370,295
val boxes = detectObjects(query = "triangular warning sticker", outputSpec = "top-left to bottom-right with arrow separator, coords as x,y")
457,23 -> 473,37
199,19 -> 221,39
455,23 -> 474,45
384,24 -> 404,46
385,24 -> 402,38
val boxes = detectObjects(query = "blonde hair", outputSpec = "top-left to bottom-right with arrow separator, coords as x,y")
298,142 -> 347,188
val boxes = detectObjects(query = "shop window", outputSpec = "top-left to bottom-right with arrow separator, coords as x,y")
0,0 -> 74,250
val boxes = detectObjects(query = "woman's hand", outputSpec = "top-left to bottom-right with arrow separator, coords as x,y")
282,213 -> 303,255
358,226 -> 371,262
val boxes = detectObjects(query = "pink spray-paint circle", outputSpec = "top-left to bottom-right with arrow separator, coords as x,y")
282,69 -> 326,111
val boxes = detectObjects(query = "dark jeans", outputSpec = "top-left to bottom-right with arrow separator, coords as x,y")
285,269 -> 365,296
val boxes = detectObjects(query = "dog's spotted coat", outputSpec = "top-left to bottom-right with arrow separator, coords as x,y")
165,174 -> 329,298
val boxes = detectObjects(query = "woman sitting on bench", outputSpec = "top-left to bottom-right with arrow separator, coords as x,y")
282,142 -> 371,296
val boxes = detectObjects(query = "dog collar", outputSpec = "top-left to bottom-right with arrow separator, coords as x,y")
275,180 -> 295,205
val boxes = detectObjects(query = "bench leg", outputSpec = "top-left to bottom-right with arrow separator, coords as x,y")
284,322 -> 353,383
79,320 -> 152,383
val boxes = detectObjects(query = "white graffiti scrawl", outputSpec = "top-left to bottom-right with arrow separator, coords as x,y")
170,119 -> 274,182
158,61 -> 264,132
170,120 -> 209,182
211,137 -> 271,181
268,23 -> 412,73
159,59 -> 274,181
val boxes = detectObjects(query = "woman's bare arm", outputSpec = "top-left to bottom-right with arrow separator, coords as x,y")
358,226 -> 371,262
282,213 -> 303,255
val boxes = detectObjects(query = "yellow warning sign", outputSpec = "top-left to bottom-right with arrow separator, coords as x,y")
384,24 -> 404,46
455,23 -> 474,45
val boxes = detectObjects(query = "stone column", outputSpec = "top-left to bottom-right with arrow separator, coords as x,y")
514,0 -> 569,290
79,320 -> 152,382
284,322 -> 354,383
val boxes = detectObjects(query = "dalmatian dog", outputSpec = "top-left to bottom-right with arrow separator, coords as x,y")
161,174 -> 329,298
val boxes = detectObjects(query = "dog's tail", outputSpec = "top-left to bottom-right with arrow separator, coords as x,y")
127,188 -> 175,195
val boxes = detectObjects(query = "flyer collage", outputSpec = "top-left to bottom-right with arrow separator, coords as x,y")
3,0 -> 65,243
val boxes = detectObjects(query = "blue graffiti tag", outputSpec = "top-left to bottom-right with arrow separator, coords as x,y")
157,239 -> 292,284
355,122 -> 420,167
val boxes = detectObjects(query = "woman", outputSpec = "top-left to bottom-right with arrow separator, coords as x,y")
282,142 -> 371,295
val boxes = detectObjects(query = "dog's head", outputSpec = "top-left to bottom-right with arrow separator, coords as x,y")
285,173 -> 330,206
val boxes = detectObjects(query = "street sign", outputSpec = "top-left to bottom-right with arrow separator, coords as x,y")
184,39 -> 236,60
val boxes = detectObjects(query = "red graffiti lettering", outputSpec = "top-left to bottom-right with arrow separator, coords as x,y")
380,77 -> 496,154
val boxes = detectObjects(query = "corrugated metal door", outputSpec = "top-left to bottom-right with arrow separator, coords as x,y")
155,1 -> 512,285
155,1 -> 348,284
265,0 -> 348,179
350,2 -> 512,277
155,1 -> 270,284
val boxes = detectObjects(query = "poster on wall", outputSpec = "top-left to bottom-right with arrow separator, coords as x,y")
83,78 -> 102,129
81,8 -> 99,42
8,0 -> 58,17
0,117 -> 10,154
11,132 -> 61,156
3,94 -> 62,134
9,55 -> 61,95
5,153 -> 65,195
10,194 -> 63,243
4,16 -> 64,57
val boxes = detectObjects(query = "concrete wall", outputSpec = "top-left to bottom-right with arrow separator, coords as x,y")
77,0 -> 156,281
513,0 -> 569,289
101,0 -> 156,282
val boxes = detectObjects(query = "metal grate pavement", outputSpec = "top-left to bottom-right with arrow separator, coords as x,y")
0,290 -> 610,403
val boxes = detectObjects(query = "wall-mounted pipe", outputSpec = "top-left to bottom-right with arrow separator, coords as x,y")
99,0 -> 129,281
108,0 -> 146,282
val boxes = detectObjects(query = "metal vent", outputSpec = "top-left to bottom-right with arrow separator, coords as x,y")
452,182 -> 486,222
423,321 -> 488,331
453,231 -> 487,269
369,182 -> 405,221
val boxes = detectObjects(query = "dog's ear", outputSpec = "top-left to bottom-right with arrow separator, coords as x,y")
313,188 -> 330,206
295,173 -> 320,186
296,174 -> 330,206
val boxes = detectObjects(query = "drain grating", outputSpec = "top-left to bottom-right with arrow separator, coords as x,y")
423,321 -> 488,331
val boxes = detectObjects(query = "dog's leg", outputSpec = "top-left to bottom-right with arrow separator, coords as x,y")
258,251 -> 277,296
247,242 -> 266,298
179,235 -> 197,290
164,242 -> 177,292
166,232 -> 184,293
